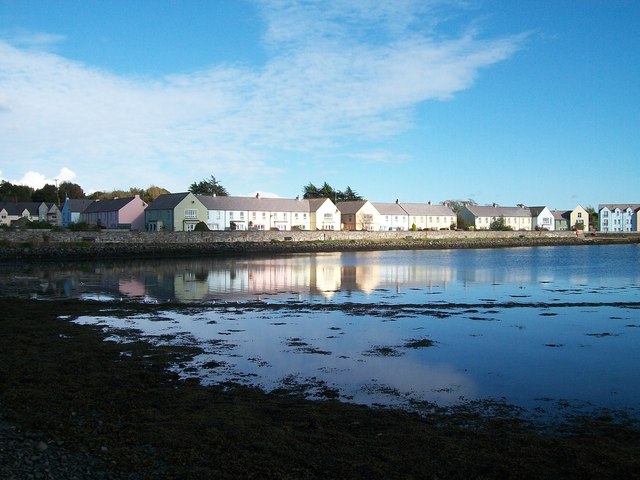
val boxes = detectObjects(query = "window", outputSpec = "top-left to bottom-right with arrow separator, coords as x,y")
185,209 -> 197,218
295,213 -> 299,219
324,213 -> 333,221
603,211 -> 608,217
252,212 -> 256,220
578,212 -> 582,218
262,212 -> 266,219
240,212 -> 244,219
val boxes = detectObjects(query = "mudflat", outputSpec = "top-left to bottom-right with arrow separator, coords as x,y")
1,297 -> 639,479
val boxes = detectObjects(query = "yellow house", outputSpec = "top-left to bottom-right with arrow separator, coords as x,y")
569,205 -> 589,231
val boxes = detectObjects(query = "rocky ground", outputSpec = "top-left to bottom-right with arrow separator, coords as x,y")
1,297 -> 639,479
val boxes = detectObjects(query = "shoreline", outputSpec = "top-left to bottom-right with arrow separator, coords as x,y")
1,230 -> 638,262
1,297 -> 639,478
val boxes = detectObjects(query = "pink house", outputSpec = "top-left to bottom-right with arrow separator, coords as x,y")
80,195 -> 148,230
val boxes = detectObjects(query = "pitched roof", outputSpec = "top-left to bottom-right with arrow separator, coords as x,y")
0,202 -> 43,215
83,196 -> 138,213
464,204 -> 532,218
146,192 -> 192,211
598,204 -> 640,212
399,203 -> 455,216
64,199 -> 94,213
551,210 -> 571,220
197,195 -> 314,213
336,200 -> 370,214
371,202 -> 407,215
528,206 -> 549,216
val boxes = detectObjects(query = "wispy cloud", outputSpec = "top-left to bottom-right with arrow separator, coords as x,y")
0,0 -> 525,192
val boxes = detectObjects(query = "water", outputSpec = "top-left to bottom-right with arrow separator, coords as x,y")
3,244 -> 639,420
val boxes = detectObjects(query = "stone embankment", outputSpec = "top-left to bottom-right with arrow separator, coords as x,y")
0,229 -> 638,262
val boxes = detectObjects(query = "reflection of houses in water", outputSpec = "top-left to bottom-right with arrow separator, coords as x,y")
118,278 -> 146,298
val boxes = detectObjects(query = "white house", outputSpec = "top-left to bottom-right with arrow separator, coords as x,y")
459,204 -> 534,231
529,206 -> 555,231
372,201 -> 409,231
197,194 -> 340,231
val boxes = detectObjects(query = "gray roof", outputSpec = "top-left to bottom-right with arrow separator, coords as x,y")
371,202 -> 407,215
146,193 -> 192,211
399,203 -> 455,216
551,210 -> 571,220
64,199 -> 94,213
598,204 -> 640,212
336,200 -> 369,215
83,196 -> 138,214
196,195 -> 322,213
0,202 -> 43,215
464,204 -> 532,218
528,206 -> 548,216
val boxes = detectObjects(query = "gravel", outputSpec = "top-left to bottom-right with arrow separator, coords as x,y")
0,407 -> 150,480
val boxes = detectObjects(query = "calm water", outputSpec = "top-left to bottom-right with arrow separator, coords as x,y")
4,244 -> 640,419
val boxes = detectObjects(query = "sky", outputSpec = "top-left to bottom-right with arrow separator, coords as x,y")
0,0 -> 638,209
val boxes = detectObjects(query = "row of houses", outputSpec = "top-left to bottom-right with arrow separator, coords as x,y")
2,194 -> 639,233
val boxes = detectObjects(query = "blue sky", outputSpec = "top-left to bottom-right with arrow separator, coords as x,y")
0,0 -> 638,210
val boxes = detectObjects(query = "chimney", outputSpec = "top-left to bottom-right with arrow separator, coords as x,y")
395,198 -> 399,204
492,203 -> 497,208
428,200 -> 432,205
256,193 -> 260,199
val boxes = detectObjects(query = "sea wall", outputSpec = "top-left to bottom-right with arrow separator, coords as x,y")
0,228 -> 583,244
0,229 -> 637,262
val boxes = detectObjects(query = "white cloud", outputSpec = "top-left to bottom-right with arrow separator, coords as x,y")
0,1 -> 524,194
11,167 -> 77,189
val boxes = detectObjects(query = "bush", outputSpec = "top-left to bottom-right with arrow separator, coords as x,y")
489,217 -> 513,231
69,222 -> 99,232
25,220 -> 51,230
193,221 -> 210,232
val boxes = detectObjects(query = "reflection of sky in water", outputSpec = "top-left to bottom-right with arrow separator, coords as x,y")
3,244 -> 640,304
5,244 -> 640,418
74,302 -> 640,417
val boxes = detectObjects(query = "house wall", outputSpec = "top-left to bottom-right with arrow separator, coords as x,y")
311,200 -> 339,230
174,194 -> 208,231
351,203 -> 380,231
146,209 -> 173,231
570,206 -> 589,231
118,195 -> 147,230
425,214 -> 455,230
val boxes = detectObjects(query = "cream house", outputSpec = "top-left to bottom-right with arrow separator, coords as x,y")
337,200 -> 379,231
570,205 -> 589,231
400,202 -> 456,230
145,192 -> 208,231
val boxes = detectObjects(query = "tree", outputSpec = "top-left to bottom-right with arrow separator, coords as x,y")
32,184 -> 58,204
189,176 -> 228,196
444,199 -> 477,214
143,185 -> 171,203
58,181 -> 85,200
0,181 -> 33,202
303,182 -> 363,201
336,186 -> 363,201
302,182 -> 320,199
585,206 -> 598,231
490,216 -> 513,231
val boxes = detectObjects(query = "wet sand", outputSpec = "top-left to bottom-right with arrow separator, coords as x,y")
1,297 -> 639,479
